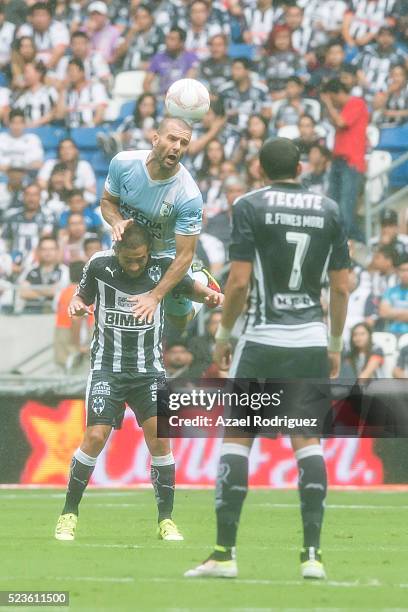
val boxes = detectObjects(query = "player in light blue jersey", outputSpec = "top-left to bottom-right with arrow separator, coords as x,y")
101,116 -> 216,327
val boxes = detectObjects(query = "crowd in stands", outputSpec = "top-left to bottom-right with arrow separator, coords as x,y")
0,0 -> 407,377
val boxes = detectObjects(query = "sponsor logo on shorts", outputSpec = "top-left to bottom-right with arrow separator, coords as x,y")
92,381 -> 111,396
92,397 -> 105,415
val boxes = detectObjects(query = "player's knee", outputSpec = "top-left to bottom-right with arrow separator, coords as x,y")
83,426 -> 110,455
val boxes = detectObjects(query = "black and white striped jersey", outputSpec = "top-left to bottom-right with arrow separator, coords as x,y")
77,250 -> 194,373
347,0 -> 396,39
229,183 -> 350,348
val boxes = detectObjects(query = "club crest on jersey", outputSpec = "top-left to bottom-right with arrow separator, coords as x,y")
159,201 -> 173,217
92,397 -> 105,415
148,265 -> 162,283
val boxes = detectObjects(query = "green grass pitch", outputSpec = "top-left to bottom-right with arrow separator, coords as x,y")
1,488 -> 408,611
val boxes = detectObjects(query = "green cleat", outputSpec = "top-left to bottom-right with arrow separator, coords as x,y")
157,518 -> 184,541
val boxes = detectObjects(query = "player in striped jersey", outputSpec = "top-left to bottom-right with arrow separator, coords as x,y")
55,224 -> 223,543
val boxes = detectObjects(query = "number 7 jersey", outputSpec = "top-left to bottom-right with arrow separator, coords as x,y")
229,183 -> 350,348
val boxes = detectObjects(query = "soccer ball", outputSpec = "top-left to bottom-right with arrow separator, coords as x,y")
165,79 -> 210,122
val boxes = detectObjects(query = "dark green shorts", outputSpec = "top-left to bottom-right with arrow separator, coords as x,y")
86,370 -> 168,429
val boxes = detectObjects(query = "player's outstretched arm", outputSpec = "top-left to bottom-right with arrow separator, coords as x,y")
68,295 -> 92,318
328,269 -> 349,379
100,189 -> 133,242
191,281 -> 224,309
132,234 -> 198,323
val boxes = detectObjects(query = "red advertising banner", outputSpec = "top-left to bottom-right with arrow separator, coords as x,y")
20,400 -> 383,487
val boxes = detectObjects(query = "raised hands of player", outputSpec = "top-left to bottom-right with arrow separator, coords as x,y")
204,290 -> 224,309
68,295 -> 92,318
130,292 -> 159,324
112,218 -> 134,242
328,352 -> 341,379
214,340 -> 232,371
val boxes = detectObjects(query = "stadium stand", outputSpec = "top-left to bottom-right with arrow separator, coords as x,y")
0,0 -> 406,380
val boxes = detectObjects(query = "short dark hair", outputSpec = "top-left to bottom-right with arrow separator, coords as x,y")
158,116 -> 193,133
9,109 -> 25,121
68,58 -> 85,72
298,113 -> 316,125
137,4 -> 153,14
232,57 -> 251,70
259,137 -> 300,180
29,2 -> 52,15
67,189 -> 84,201
84,236 -> 102,250
321,78 -> 349,94
116,223 -> 152,252
376,244 -> 399,266
71,31 -> 89,42
378,25 -> 395,36
69,261 -> 85,284
310,143 -> 332,159
169,26 -> 187,42
38,236 -> 57,247
287,75 -> 303,87
30,60 -> 47,79
397,254 -> 408,267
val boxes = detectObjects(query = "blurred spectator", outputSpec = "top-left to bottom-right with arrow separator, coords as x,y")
373,64 -> 408,126
263,25 -> 308,100
55,31 -> 111,87
233,114 -> 268,166
352,26 -> 408,101
301,144 -> 331,194
185,0 -> 222,61
284,4 -> 314,61
227,0 -> 249,44
17,2 -> 69,69
393,344 -> 408,378
98,93 -> 157,158
188,309 -> 223,376
201,174 -> 247,272
164,341 -> 195,378
379,255 -> 408,336
339,63 -> 364,96
246,154 -> 264,190
84,236 -> 103,260
242,0 -> 281,60
13,61 -> 58,128
83,1 -> 121,65
308,41 -> 345,92
0,166 -> 27,221
219,57 -> 269,130
197,34 -> 232,95
342,268 -> 376,347
321,78 -> 369,240
59,212 -> 89,265
143,27 -> 198,96
54,260 -> 94,372
3,0 -> 26,27
0,109 -> 44,174
2,183 -> 54,265
37,138 -> 97,204
312,1 -> 348,47
10,36 -> 37,91
342,0 -> 395,53
57,58 -> 108,128
18,236 -> 69,313
58,189 -> 103,235
41,163 -> 70,220
0,2 -> 16,72
197,139 -> 226,219
274,76 -> 321,129
186,103 -> 227,173
370,244 -> 398,297
370,208 -> 408,257
293,114 -> 325,163
114,4 -> 165,71
345,322 -> 385,379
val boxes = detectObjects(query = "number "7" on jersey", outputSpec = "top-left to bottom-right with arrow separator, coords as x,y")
286,231 -> 311,291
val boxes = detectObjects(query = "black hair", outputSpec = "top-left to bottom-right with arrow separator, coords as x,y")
29,2 -> 52,15
310,143 -> 332,159
349,322 -> 373,375
69,261 -> 85,284
169,26 -> 187,42
232,56 -> 251,70
57,138 -> 78,158
137,4 -> 153,14
298,113 -> 316,126
71,31 -> 90,41
397,254 -> 408,267
9,109 -> 25,121
133,92 -> 157,125
116,223 -> 152,252
376,244 -> 399,266
286,75 -> 303,87
30,60 -> 47,80
84,236 -> 102,250
68,57 -> 85,72
67,188 -> 84,201
259,137 -> 300,180
321,78 -> 349,94
38,235 -> 57,247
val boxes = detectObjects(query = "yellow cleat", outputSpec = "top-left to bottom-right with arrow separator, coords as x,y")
55,513 -> 77,541
300,547 -> 326,580
157,518 -> 184,541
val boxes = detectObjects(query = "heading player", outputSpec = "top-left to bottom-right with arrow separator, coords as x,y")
185,138 -> 350,580
100,116 -> 216,328
55,224 -> 223,543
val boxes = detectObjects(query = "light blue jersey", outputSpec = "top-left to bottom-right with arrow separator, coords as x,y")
105,150 -> 203,256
